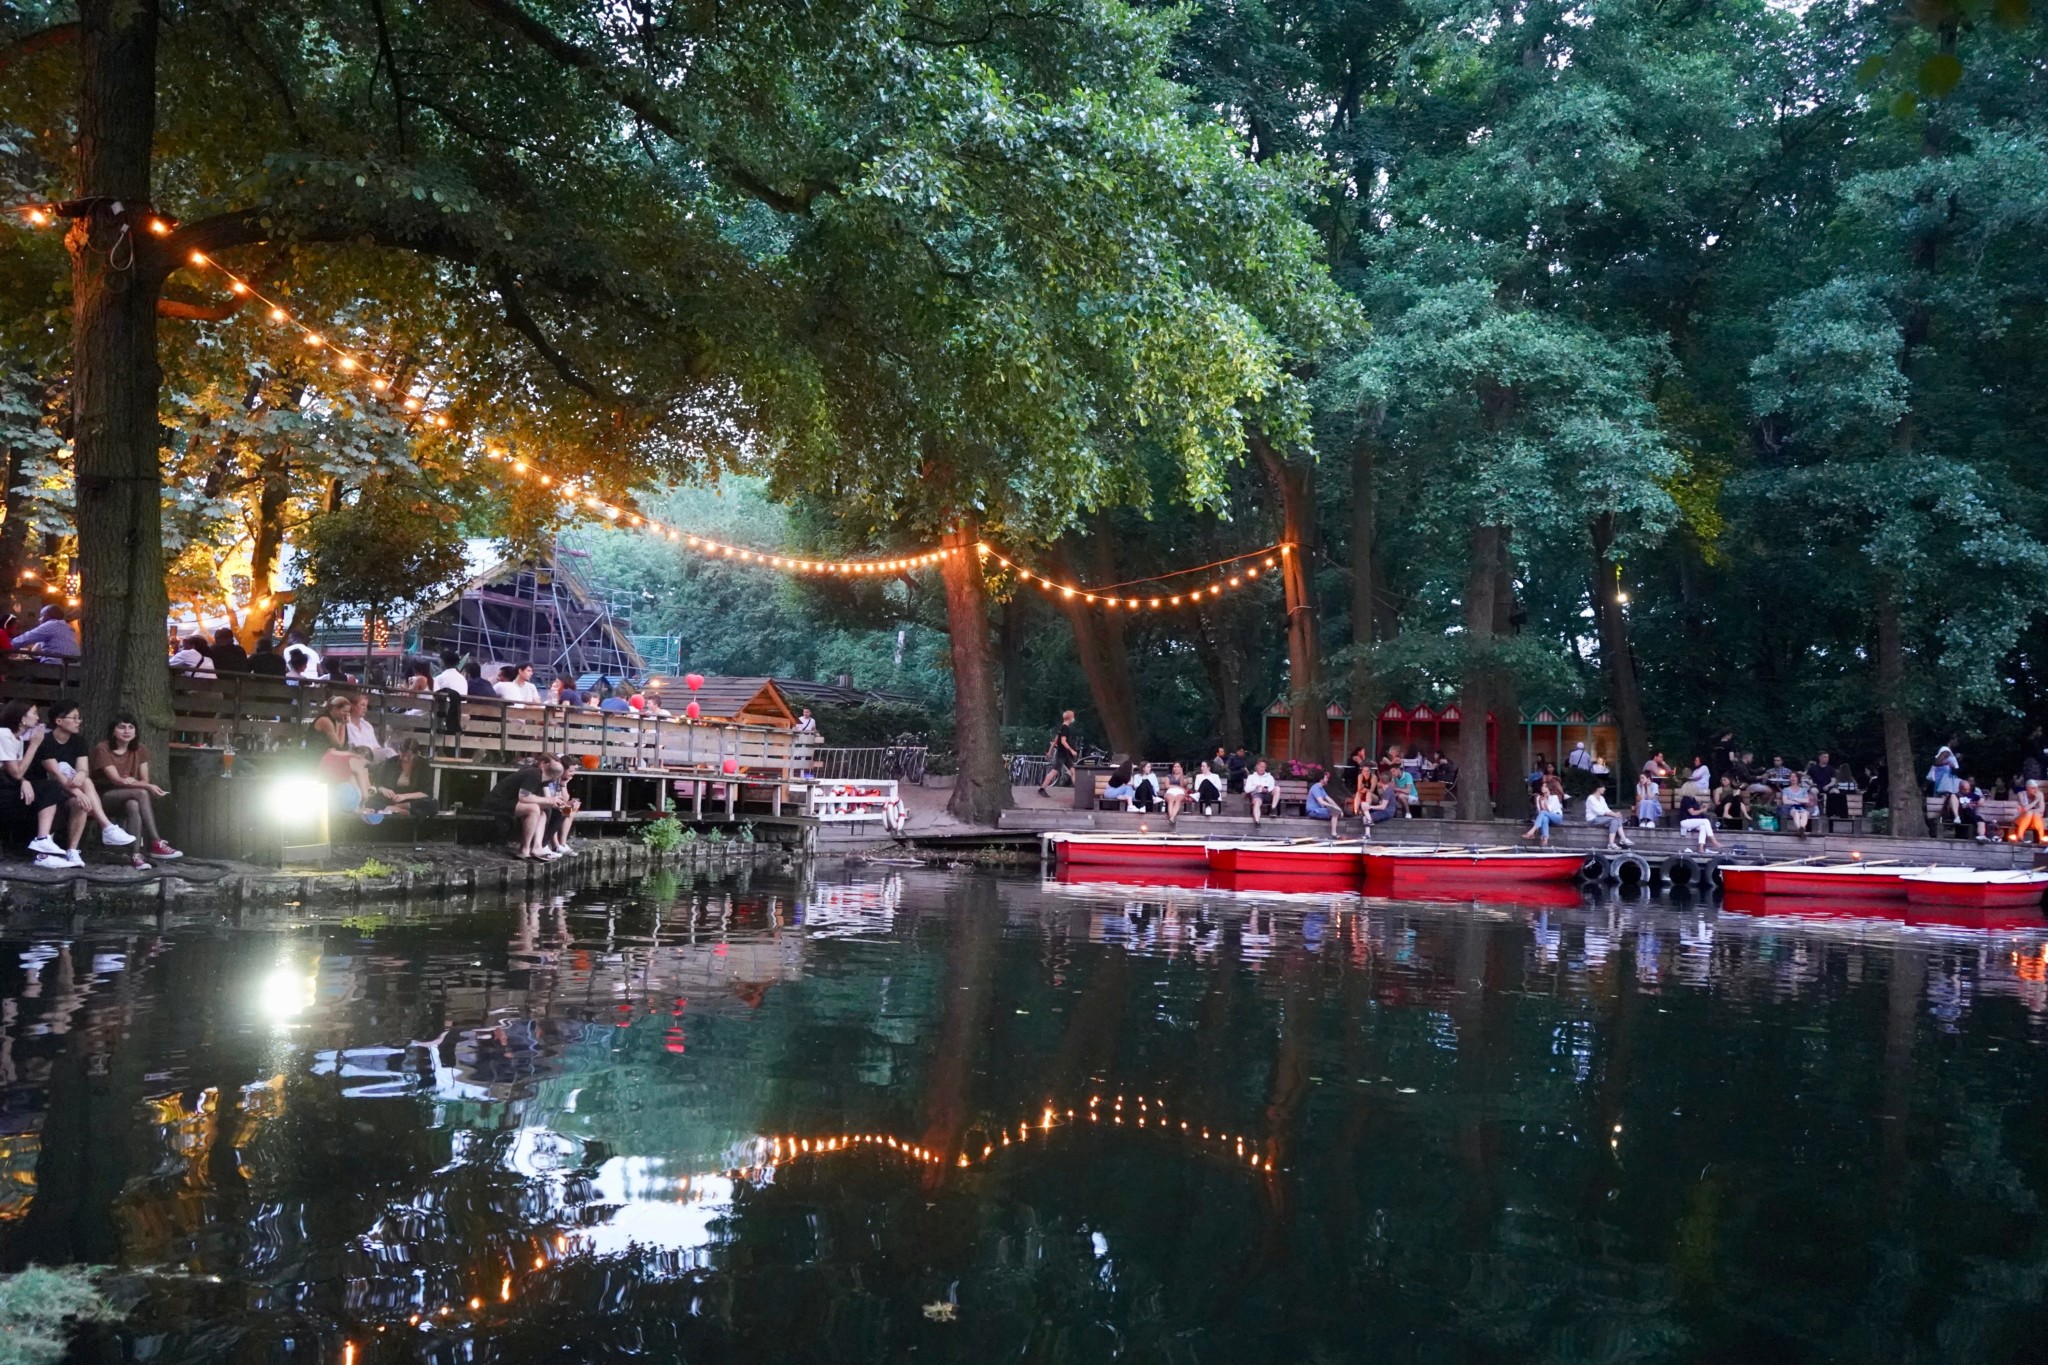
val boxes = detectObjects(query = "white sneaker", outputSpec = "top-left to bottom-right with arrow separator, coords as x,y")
27,836 -> 61,858
64,849 -> 83,867
100,824 -> 137,847
33,854 -> 70,870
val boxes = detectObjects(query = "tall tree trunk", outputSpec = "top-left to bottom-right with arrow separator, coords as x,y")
71,0 -> 172,744
1191,607 -> 1246,750
997,597 -> 1024,729
1052,536 -> 1143,757
941,525 -> 1009,825
241,441 -> 290,649
1490,541 -> 1527,820
1875,588 -> 1924,837
1251,433 -> 1330,767
1347,421 -> 1380,723
1455,524 -> 1500,821
0,436 -> 32,619
1590,512 -> 1651,780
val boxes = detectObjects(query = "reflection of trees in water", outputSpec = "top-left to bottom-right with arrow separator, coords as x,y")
0,877 -> 2041,1359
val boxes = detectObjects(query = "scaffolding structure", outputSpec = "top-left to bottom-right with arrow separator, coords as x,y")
406,551 -> 647,681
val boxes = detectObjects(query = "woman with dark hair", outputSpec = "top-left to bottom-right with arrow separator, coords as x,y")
374,739 -> 439,819
0,701 -> 49,852
29,701 -> 138,866
93,714 -> 181,863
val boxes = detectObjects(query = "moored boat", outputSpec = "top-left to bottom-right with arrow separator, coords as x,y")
1362,846 -> 1586,892
1205,840 -> 1367,877
1718,860 -> 1910,901
1046,832 -> 1210,871
1898,867 -> 2048,910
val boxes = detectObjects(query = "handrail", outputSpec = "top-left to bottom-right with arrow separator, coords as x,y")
0,658 -> 803,778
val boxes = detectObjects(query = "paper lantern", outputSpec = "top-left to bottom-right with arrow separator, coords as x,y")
722,757 -> 739,774
685,701 -> 701,720
684,673 -> 704,691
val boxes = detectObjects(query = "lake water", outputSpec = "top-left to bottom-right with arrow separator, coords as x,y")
3,866 -> 2046,1363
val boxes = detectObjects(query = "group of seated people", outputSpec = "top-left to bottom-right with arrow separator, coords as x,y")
1093,744 -> 1459,839
0,701 -> 182,869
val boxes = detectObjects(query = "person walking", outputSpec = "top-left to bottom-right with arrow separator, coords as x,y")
1036,710 -> 1079,796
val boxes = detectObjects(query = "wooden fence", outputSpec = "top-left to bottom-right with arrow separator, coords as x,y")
0,660 -> 805,791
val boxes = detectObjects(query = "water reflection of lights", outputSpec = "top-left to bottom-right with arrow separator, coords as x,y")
256,961 -> 315,1024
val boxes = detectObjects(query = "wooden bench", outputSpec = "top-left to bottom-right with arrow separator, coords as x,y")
1926,795 -> 2022,838
807,779 -> 905,831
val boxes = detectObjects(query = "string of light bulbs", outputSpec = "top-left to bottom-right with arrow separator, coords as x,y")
10,201 -> 1290,609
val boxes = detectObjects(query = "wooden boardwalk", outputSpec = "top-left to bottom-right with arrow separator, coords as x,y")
0,660 -> 818,828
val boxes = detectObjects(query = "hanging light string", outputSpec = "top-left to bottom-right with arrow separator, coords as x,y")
8,203 -> 1283,603
979,542 -> 1289,611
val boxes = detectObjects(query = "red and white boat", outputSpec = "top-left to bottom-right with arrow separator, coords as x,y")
1205,840 -> 1367,877
1045,832 -> 1210,871
1362,846 -> 1587,894
1898,867 -> 2048,910
1718,860 -> 1909,902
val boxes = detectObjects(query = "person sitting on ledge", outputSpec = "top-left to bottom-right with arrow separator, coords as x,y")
484,755 -> 570,861
92,714 -> 181,866
1102,759 -> 1135,807
1243,759 -> 1277,826
29,701 -> 138,867
1193,761 -> 1224,816
1129,762 -> 1160,813
1357,772 -> 1397,838
1163,763 -> 1190,828
1677,789 -> 1723,852
1584,780 -> 1633,849
1776,771 -> 1817,836
1304,770 -> 1345,839
2011,779 -> 2046,844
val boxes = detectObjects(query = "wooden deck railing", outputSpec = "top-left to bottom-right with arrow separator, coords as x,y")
0,660 -> 804,781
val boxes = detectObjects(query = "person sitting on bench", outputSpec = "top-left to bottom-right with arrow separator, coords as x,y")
1358,774 -> 1397,839
1244,760 -> 1277,826
1129,762 -> 1160,813
1304,772 -> 1344,838
2005,779 -> 2046,843
1102,759 -> 1135,807
1193,762 -> 1224,816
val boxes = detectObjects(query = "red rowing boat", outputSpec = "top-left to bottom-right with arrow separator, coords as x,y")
1205,841 -> 1367,877
1898,867 -> 2048,909
1722,889 -> 2046,930
1046,832 -> 1210,870
1362,847 -> 1586,893
1718,861 -> 1908,902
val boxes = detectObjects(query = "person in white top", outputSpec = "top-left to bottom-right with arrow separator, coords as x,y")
432,651 -> 467,694
346,694 -> 399,762
494,663 -> 542,704
1243,759 -> 1278,826
168,636 -> 215,678
1583,781 -> 1633,849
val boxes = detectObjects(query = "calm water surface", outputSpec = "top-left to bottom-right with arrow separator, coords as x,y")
2,866 -> 2046,1363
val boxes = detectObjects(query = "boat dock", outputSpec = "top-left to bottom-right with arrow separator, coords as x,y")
998,805 -> 2045,887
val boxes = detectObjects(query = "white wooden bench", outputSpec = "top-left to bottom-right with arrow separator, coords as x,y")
808,779 -> 905,832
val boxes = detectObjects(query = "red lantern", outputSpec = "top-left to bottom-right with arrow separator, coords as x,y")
685,701 -> 701,720
722,757 -> 739,775
684,673 -> 704,691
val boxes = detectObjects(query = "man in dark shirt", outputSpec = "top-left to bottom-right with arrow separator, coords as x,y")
210,627 -> 249,672
1226,747 -> 1249,792
247,637 -> 288,676
484,756 -> 567,858
1806,751 -> 1837,788
1035,710 -> 1078,796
